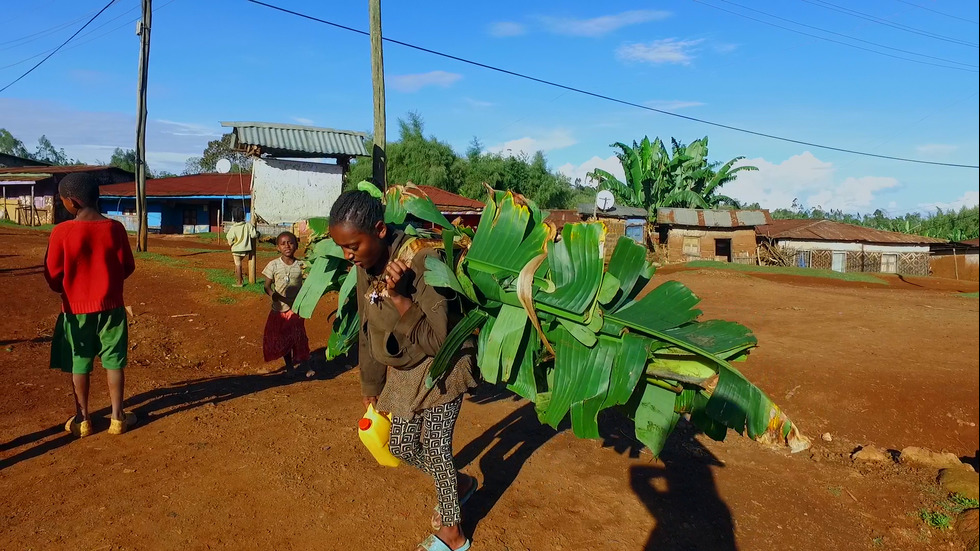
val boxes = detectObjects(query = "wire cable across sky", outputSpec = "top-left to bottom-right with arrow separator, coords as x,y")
0,0 -> 119,94
245,0 -> 979,169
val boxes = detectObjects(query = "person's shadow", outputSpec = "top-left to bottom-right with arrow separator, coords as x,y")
601,414 -> 737,551
0,347 -> 352,472
455,387 -> 560,537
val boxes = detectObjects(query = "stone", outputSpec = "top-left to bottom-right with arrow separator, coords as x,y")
900,446 -> 974,471
821,432 -> 833,442
851,446 -> 892,463
939,469 -> 980,501
955,509 -> 978,551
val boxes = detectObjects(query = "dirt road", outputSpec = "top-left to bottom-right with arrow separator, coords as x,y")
1,225 -> 976,550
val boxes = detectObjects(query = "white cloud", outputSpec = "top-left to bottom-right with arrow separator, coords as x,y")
292,117 -> 315,125
487,129 -> 577,156
463,98 -> 495,109
915,143 -> 958,156
643,99 -> 704,110
556,155 -> 625,187
488,21 -> 526,37
918,190 -> 980,212
726,152 -> 900,212
388,71 -> 462,93
538,10 -> 671,37
617,38 -> 703,65
714,43 -> 738,54
0,97 -> 220,174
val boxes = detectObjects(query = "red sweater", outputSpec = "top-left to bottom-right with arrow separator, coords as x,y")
44,219 -> 136,315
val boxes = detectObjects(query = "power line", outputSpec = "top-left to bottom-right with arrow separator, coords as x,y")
704,0 -> 977,69
800,0 -> 979,48
0,5 -> 101,49
0,0 -> 119,94
245,0 -> 979,169
892,0 -> 980,25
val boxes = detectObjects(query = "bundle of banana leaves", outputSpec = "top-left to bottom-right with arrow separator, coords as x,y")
294,182 -> 810,456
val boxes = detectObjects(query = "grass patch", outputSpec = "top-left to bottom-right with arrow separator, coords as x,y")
0,219 -> 55,231
959,291 -> 979,298
683,260 -> 887,284
918,492 -> 978,531
919,509 -> 952,530
137,250 -> 266,294
215,296 -> 237,304
135,251 -> 186,267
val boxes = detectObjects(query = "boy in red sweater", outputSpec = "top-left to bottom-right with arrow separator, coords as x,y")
44,172 -> 137,437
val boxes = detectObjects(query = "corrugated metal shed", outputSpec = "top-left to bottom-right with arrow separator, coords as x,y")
756,218 -> 947,244
221,121 -> 368,158
657,207 -> 772,227
416,185 -> 484,213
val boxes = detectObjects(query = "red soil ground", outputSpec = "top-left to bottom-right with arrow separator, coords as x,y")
1,224 -> 977,550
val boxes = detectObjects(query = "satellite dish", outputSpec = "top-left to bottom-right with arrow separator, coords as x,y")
215,158 -> 232,174
596,190 -> 615,211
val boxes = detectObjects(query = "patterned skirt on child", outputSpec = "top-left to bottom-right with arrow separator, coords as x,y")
262,309 -> 310,363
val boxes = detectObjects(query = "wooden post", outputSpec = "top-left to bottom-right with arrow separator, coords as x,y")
369,0 -> 387,191
953,248 -> 960,280
134,0 -> 152,251
248,162 -> 257,285
30,184 -> 35,226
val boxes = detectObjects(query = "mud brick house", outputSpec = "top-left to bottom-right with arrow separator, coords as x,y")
755,219 -> 945,276
929,238 -> 979,281
656,207 -> 771,264
0,165 -> 133,226
578,203 -> 649,260
100,173 -> 252,234
415,185 -> 484,228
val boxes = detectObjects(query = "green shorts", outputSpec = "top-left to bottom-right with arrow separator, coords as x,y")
50,307 -> 129,374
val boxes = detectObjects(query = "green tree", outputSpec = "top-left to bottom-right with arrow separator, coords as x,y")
184,133 -> 251,174
0,128 -> 33,159
108,147 -> 138,173
33,135 -> 77,165
587,136 -> 756,215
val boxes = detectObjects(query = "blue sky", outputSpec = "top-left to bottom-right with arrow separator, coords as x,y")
1,0 -> 978,214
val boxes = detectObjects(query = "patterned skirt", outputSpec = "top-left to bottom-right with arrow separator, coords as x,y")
262,310 -> 311,363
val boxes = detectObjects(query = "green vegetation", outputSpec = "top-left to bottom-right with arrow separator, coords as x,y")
918,492 -> 978,531
296,182 -> 811,457
683,260 -> 887,284
587,136 -> 755,213
136,250 -> 266,294
919,509 -> 952,530
345,113 -> 594,209
959,292 -> 979,298
0,219 -> 55,231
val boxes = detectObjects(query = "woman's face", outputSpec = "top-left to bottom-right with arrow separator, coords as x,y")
330,220 -> 387,271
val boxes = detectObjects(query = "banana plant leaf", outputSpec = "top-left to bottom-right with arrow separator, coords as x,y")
292,184 -> 811,458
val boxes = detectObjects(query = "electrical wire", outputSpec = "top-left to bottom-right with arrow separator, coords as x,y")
892,0 -> 979,25
244,0 -> 980,169
0,0 -> 119,94
800,0 -> 979,48
705,0 -> 976,69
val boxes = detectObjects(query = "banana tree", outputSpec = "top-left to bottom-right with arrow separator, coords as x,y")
296,182 -> 810,456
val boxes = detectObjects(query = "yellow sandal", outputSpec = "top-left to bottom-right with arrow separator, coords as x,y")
108,412 -> 137,435
64,416 -> 93,438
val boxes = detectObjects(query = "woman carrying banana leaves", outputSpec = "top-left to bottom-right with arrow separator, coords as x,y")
328,190 -> 478,551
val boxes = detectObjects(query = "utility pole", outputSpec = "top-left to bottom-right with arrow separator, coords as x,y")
134,0 -> 152,251
369,0 -> 386,191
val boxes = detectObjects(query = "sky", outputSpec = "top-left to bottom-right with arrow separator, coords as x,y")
1,0 -> 978,215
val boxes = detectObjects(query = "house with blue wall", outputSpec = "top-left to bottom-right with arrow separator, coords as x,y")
100,173 -> 251,234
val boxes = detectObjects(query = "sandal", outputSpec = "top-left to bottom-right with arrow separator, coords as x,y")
108,412 -> 137,435
64,416 -> 92,438
415,534 -> 471,551
431,473 -> 478,530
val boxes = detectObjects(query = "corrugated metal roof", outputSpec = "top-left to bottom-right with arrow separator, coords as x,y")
756,218 -> 947,244
0,165 -> 132,177
101,173 -> 251,198
657,207 -> 772,227
221,121 -> 368,158
415,185 -> 484,212
578,203 -> 649,219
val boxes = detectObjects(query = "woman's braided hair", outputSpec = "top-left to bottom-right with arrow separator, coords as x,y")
329,190 -> 384,232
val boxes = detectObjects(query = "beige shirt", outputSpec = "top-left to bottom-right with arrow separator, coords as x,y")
262,257 -> 305,312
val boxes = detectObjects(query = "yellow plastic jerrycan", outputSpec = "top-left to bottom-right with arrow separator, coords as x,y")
357,404 -> 401,467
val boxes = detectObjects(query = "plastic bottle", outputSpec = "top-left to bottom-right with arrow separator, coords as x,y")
357,404 -> 401,467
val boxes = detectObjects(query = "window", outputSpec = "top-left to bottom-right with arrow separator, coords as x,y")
881,253 -> 898,274
682,236 -> 700,257
796,250 -> 811,268
183,208 -> 197,226
832,252 -> 846,273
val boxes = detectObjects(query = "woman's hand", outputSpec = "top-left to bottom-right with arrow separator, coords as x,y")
363,395 -> 378,410
385,260 -> 414,315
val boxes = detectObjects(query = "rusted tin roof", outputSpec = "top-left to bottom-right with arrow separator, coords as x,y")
657,207 -> 772,227
101,173 -> 252,198
415,185 -> 484,213
544,209 -> 583,231
221,121 -> 368,158
0,165 -> 133,177
577,203 -> 649,219
756,218 -> 946,244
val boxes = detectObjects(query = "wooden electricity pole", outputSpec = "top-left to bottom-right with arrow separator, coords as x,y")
134,0 -> 152,251
369,0 -> 387,191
